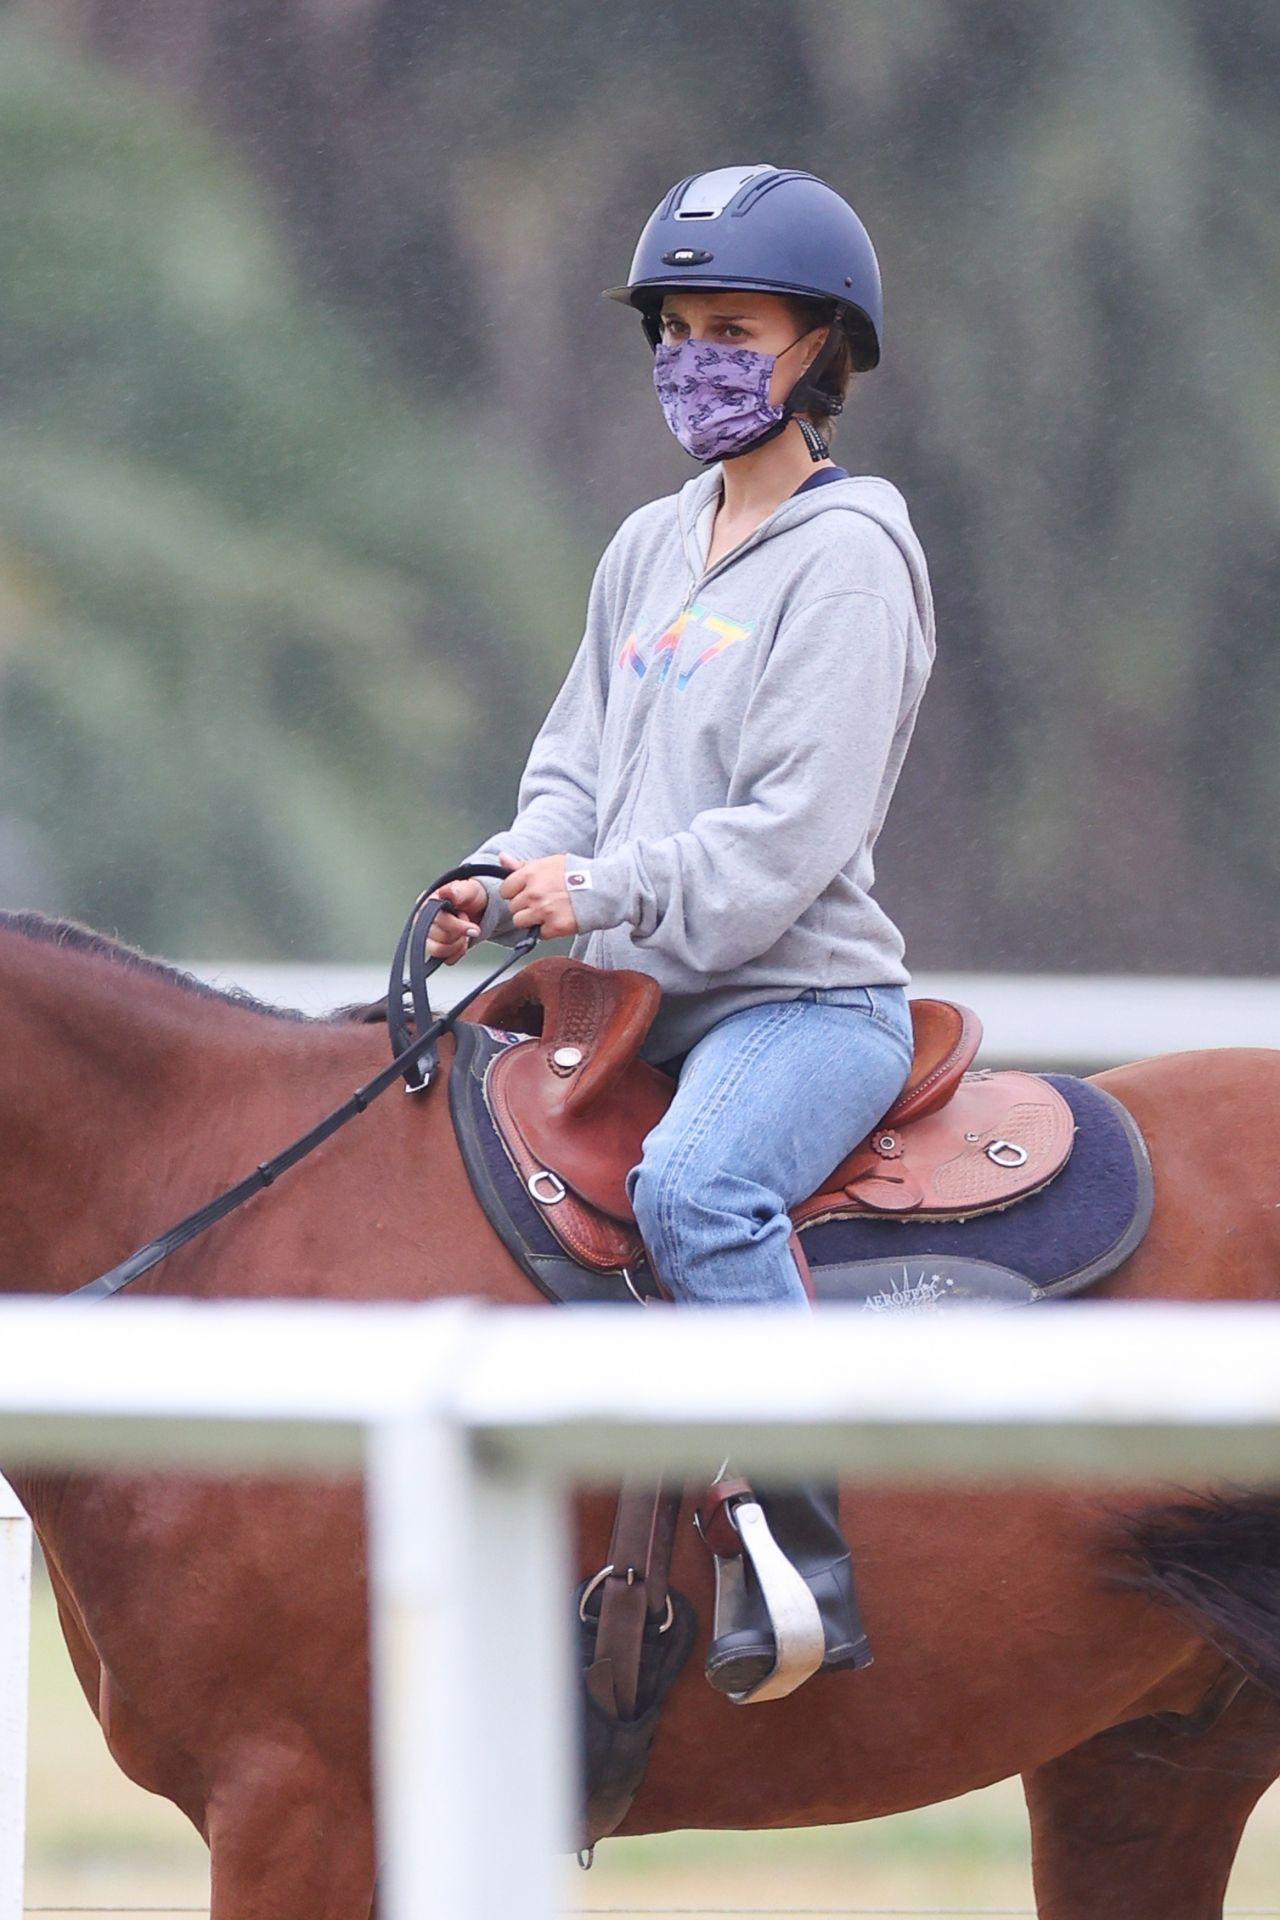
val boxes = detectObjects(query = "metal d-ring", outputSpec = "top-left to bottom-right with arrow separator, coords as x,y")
620,1265 -> 651,1306
527,1168 -> 567,1205
578,1563 -> 617,1617
986,1139 -> 1029,1169
578,1563 -> 675,1632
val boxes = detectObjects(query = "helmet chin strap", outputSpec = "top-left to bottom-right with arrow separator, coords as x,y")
719,323 -> 843,465
794,418 -> 831,462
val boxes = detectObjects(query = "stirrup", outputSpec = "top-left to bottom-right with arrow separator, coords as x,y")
705,1497 -> 825,1705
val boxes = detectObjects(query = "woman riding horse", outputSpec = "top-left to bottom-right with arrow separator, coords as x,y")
426,165 -> 936,1698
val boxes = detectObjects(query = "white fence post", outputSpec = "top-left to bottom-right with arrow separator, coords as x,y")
0,1478 -> 30,1920
366,1410 -> 574,1920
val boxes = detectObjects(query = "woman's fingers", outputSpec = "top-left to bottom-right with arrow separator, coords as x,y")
424,890 -> 484,962
428,881 -> 486,926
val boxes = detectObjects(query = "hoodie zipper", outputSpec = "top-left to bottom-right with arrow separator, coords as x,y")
609,495 -> 763,855
606,482 -> 829,867
676,473 -> 811,598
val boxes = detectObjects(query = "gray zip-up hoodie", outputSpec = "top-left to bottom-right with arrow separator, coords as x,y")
466,464 -> 935,1065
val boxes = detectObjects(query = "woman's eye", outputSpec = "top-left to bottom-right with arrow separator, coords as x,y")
720,325 -> 746,340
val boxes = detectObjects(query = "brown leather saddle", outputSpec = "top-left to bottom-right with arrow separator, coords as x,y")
464,958 -> 1075,1279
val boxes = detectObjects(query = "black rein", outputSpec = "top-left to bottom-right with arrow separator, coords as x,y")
69,866 -> 534,1302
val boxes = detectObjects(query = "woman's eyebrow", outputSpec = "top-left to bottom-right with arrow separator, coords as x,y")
662,308 -> 757,323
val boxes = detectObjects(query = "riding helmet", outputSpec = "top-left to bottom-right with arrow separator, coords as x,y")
604,164 -> 882,372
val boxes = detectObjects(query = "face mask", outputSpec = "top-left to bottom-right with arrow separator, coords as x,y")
653,334 -> 807,462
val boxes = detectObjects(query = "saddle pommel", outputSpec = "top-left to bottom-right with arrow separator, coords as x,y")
466,957 -> 662,1114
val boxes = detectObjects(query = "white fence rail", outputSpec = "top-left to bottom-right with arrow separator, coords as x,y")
185,963 -> 1280,1070
2,1300 -> 1280,1916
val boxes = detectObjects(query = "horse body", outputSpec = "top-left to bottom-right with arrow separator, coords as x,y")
2,919 -> 1279,1917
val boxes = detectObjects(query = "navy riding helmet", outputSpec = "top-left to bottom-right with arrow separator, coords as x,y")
604,164 -> 883,402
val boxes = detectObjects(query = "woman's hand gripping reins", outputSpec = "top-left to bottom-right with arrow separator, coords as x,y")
426,851 -> 580,961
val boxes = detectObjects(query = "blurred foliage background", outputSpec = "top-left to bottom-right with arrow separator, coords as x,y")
0,0 -> 1276,967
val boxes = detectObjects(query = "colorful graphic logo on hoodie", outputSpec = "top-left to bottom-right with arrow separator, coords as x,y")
617,605 -> 752,690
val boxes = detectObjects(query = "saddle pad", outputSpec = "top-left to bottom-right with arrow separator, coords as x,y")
803,1074 -> 1153,1310
448,1023 -> 1153,1311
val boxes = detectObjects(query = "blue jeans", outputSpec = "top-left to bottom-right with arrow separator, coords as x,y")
626,986 -> 914,1308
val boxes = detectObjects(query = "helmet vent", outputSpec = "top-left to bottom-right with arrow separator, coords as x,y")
672,164 -> 776,221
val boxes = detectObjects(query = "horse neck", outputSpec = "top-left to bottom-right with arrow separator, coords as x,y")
0,929 -> 291,1297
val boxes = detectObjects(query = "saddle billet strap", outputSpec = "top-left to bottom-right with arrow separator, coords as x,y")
590,1482 -> 683,1722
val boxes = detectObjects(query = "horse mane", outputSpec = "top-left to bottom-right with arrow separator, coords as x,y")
0,912 -> 371,1026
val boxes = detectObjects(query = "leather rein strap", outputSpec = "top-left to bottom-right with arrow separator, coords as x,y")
69,866 -> 532,1302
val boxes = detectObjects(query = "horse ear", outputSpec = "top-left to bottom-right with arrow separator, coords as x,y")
345,999 -> 390,1026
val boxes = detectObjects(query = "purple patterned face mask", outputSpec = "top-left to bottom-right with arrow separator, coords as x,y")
653,337 -> 802,462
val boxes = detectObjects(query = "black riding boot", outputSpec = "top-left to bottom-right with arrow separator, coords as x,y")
704,1482 -> 872,1698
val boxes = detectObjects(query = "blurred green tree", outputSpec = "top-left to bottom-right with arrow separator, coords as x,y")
0,16 -> 590,956
5,0 -> 1279,969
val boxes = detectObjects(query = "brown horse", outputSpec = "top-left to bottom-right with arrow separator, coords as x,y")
2,911 -> 1280,1919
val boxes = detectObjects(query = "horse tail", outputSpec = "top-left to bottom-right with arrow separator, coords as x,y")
1120,1492 -> 1280,1694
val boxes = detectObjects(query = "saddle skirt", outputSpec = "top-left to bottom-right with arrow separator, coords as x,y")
448,959 -> 1126,1300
